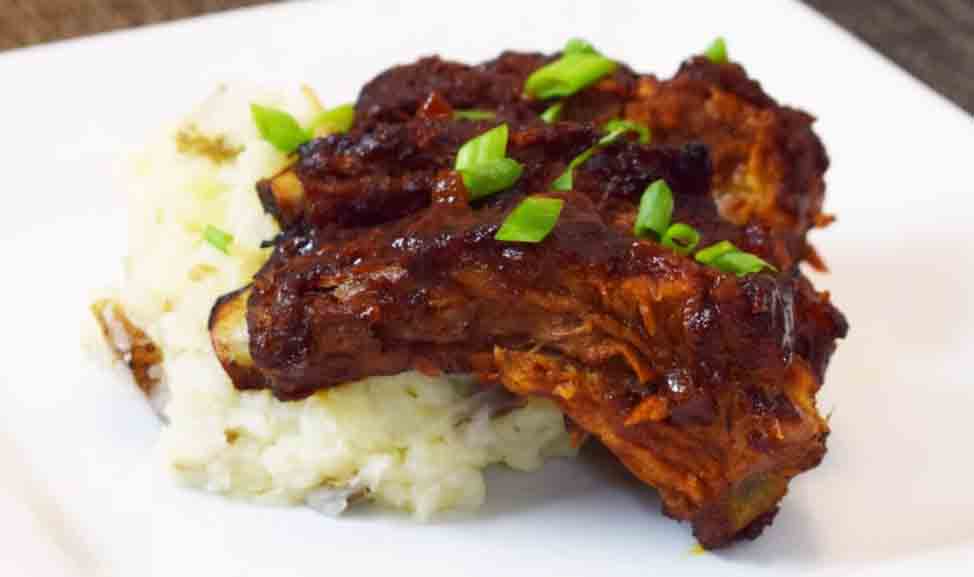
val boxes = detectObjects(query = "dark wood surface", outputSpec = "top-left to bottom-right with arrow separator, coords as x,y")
2,1 -> 972,115
0,0 -> 267,51
804,0 -> 974,114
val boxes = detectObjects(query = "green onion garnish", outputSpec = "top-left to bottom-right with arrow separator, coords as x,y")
203,225 -> 233,254
632,179 -> 702,257
598,127 -> 627,146
710,251 -> 776,276
453,109 -> 497,121
250,104 -> 310,153
550,147 -> 595,192
604,119 -> 650,144
694,240 -> 737,264
455,124 -> 524,199
456,124 -> 509,170
563,38 -> 596,55
695,240 -> 776,276
552,121 -> 647,191
494,197 -> 564,243
550,172 -> 571,192
540,102 -> 563,124
661,223 -> 701,255
309,103 -> 355,135
634,180 -> 675,239
524,40 -> 617,100
703,37 -> 728,64
460,158 -> 524,200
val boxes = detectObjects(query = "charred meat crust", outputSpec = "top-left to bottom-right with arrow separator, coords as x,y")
357,55 -> 544,126
263,120 -> 599,232
247,186 -> 846,400
262,52 -> 827,267
260,119 -> 803,270
623,57 -> 830,260
242,184 -> 845,547
348,52 -> 829,262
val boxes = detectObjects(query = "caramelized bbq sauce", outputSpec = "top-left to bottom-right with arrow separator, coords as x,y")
221,48 -> 847,549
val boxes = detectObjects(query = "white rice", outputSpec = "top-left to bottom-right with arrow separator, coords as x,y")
103,85 -> 574,518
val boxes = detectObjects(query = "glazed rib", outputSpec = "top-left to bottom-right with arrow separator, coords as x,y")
349,51 -> 830,266
211,50 -> 847,547
239,174 -> 845,547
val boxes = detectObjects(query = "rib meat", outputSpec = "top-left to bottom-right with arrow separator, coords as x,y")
240,172 -> 845,548
352,51 -> 829,267
211,51 -> 847,548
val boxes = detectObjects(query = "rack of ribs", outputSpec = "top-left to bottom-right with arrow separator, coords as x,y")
210,49 -> 847,548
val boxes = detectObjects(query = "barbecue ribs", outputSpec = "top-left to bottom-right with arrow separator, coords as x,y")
209,49 -> 847,548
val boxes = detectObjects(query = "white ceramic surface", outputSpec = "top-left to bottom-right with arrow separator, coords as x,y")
1,0 -> 973,575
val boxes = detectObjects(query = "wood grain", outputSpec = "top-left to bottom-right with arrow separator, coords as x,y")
804,0 -> 974,114
0,0 -> 269,51
1,1 -> 972,115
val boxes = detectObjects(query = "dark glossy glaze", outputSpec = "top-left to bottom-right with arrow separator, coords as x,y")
250,180 -> 844,402
216,48 -> 847,548
350,51 -> 830,266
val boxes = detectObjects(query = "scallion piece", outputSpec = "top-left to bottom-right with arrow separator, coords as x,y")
461,158 -> 524,200
455,124 -> 509,171
661,223 -> 701,255
634,180 -> 675,239
711,251 -> 776,276
551,147 -> 595,192
525,42 -> 617,100
203,225 -> 233,254
550,168 -> 573,192
694,240 -> 738,264
597,127 -> 627,146
552,121 -> 642,191
703,37 -> 728,64
453,109 -> 497,121
455,124 -> 523,198
495,197 -> 564,243
604,119 -> 650,144
540,102 -> 563,124
695,240 -> 776,276
250,104 -> 310,153
309,103 -> 355,136
564,38 -> 596,55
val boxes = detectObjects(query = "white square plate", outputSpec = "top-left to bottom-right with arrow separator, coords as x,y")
2,0 -> 973,575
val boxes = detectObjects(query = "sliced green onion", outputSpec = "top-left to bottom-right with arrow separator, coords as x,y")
540,102 -> 563,124
604,119 -> 651,144
695,240 -> 776,276
552,121 -> 641,191
563,38 -> 596,55
309,103 -> 355,135
598,127 -> 628,146
455,124 -> 522,199
634,180 -> 675,239
250,104 -> 310,153
694,240 -> 738,264
203,225 -> 233,254
661,223 -> 700,255
550,168 -> 573,192
525,51 -> 617,100
703,37 -> 728,64
495,197 -> 564,243
455,124 -> 509,171
551,147 -> 595,192
453,109 -> 497,121
460,158 -> 524,200
710,251 -> 776,276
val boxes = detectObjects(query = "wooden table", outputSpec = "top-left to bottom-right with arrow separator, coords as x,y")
2,0 -> 973,115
